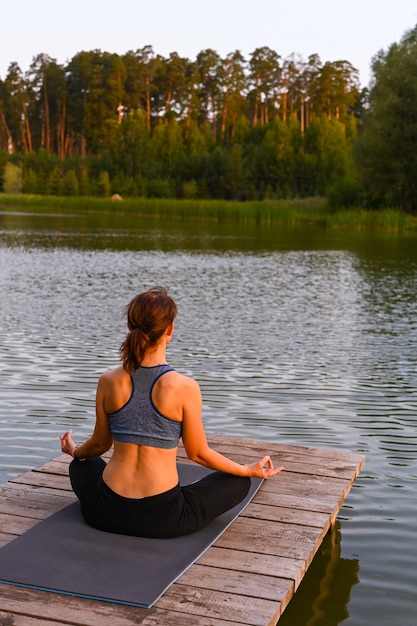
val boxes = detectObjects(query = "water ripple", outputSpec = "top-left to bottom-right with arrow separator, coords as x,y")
1,225 -> 417,626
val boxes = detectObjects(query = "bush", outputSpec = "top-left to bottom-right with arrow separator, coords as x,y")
3,163 -> 23,193
326,177 -> 361,209
21,169 -> 38,194
49,167 -> 63,195
94,171 -> 111,197
146,178 -> 175,198
62,170 -> 80,196
182,179 -> 199,199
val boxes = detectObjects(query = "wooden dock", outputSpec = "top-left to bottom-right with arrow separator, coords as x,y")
0,435 -> 365,626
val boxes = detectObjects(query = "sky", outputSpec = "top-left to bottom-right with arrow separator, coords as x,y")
1,1 -> 417,88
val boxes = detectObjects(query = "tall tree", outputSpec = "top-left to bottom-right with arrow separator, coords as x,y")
299,54 -> 322,132
28,54 -> 66,154
66,51 -> 95,156
248,47 -> 281,126
109,110 -> 149,178
124,46 -> 158,128
66,50 -> 126,155
0,79 -> 14,152
196,49 -> 221,133
356,26 -> 417,212
5,63 -> 33,152
309,59 -> 360,123
154,52 -> 189,121
217,50 -> 247,140
280,55 -> 303,122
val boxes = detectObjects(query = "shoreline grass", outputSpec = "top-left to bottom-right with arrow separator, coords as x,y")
1,193 -> 417,233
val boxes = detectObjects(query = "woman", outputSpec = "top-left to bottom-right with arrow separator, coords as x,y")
60,286 -> 283,538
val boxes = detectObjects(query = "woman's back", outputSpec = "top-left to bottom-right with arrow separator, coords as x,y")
101,364 -> 186,498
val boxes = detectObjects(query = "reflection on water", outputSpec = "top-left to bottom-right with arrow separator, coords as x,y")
279,522 -> 360,626
0,209 -> 416,625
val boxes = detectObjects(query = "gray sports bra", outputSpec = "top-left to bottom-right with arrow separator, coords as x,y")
108,364 -> 182,449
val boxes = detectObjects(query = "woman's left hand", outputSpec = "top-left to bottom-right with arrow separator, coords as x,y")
60,429 -> 76,457
246,455 -> 284,479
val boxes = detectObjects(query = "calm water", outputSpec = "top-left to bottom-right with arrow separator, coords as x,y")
1,209 -> 416,625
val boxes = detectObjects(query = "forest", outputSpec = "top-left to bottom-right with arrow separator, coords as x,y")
1,27 -> 417,212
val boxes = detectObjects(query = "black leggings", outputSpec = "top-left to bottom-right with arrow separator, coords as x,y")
69,458 -> 251,538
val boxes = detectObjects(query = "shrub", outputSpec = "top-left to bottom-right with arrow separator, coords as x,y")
3,163 -> 23,193
326,177 -> 361,209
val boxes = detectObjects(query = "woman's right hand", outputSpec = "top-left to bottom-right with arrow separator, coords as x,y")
60,429 -> 76,457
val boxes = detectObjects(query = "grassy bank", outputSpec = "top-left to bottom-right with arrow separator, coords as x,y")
1,193 -> 417,232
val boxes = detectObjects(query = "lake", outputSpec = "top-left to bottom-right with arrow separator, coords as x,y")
0,208 -> 416,625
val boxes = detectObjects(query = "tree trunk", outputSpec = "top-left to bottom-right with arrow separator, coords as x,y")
282,91 -> 287,122
21,96 -> 32,152
0,111 -> 13,152
165,89 -> 172,123
300,97 -> 305,135
44,77 -> 51,151
221,89 -> 229,138
57,101 -> 66,158
146,75 -> 151,129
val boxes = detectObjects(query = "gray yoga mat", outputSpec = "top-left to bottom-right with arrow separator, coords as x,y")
0,464 -> 262,608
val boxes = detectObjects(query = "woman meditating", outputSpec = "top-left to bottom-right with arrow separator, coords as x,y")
60,286 -> 283,538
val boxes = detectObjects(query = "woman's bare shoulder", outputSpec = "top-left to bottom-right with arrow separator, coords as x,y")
99,366 -> 130,386
162,370 -> 200,394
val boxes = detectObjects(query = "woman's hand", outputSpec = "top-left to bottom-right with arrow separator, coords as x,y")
245,455 -> 284,479
60,429 -> 76,457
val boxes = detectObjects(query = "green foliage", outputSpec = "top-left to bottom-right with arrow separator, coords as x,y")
108,111 -> 150,178
62,170 -> 80,196
356,26 -> 417,212
3,193 -> 416,232
21,169 -> 38,194
182,179 -> 199,199
0,43 -> 368,202
78,165 -> 90,196
2,162 -> 22,193
94,171 -> 111,197
326,208 -> 417,231
0,150 -> 9,187
326,177 -> 361,209
146,178 -> 176,198
49,167 -> 62,195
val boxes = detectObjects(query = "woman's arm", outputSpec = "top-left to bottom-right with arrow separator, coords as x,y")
60,374 -> 113,459
181,378 -> 284,479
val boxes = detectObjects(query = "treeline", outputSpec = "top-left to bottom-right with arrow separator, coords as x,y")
0,46 -> 364,202
2,32 -> 417,213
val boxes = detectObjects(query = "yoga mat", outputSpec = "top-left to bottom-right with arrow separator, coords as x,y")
0,464 -> 262,608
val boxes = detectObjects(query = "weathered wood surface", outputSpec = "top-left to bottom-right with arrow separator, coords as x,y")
0,435 -> 365,625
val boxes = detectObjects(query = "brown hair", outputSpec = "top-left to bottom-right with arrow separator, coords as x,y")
120,286 -> 178,372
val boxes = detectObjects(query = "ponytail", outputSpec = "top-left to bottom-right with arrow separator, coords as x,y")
120,287 -> 177,372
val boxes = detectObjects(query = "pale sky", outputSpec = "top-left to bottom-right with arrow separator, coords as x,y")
1,0 -> 417,88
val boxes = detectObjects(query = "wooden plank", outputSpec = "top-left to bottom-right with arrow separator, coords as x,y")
0,512 -> 41,536
178,563 -> 292,602
179,434 -> 364,464
0,480 -> 75,503
214,518 -> 317,559
10,471 -> 71,491
198,546 -> 305,584
202,442 -> 364,477
0,436 -> 365,626
223,515 -> 322,544
242,501 -> 329,527
29,459 -> 71,474
158,584 -> 280,626
0,613 -> 65,626
0,583 -> 239,626
0,494 -> 69,519
0,533 -> 16,548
